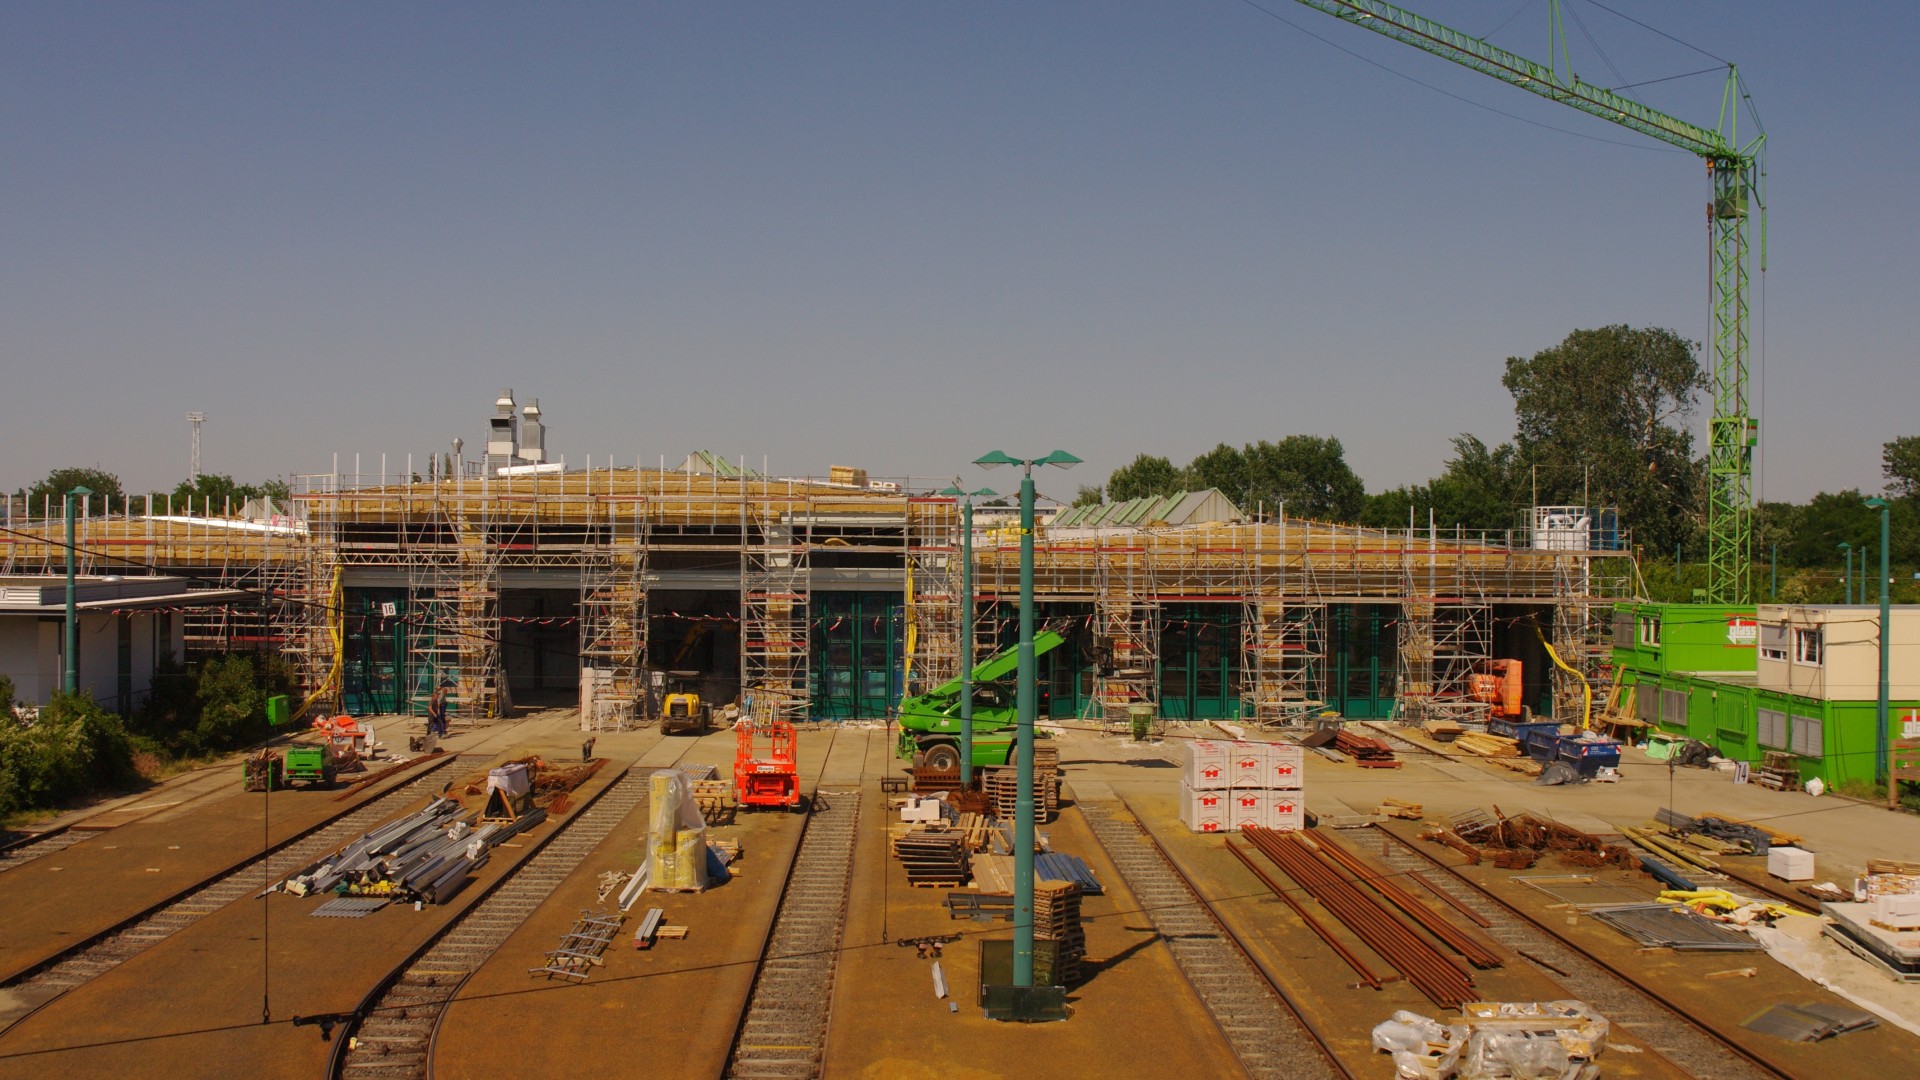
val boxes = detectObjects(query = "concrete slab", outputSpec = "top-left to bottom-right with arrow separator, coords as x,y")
0,743 -> 645,1077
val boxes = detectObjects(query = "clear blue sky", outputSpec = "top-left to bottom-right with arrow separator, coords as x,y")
5,2 -> 1914,507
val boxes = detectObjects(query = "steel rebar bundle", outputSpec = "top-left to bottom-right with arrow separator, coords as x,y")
1242,827 -> 1475,1008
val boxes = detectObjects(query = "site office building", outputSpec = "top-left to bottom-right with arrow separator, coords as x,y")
1615,601 -> 1920,786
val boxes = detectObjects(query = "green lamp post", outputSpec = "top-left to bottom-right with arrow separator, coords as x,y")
975,449 -> 1078,992
937,481 -> 998,787
64,485 -> 94,694
1865,498 -> 1892,803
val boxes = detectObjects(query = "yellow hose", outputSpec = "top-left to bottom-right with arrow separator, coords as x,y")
293,565 -> 344,723
1534,624 -> 1591,731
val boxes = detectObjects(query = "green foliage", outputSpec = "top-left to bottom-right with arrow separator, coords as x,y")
1638,558 -> 1710,604
25,467 -> 124,516
1885,436 -> 1920,500
0,674 -> 13,719
193,653 -> 291,751
160,474 -> 287,513
1104,454 -> 1183,503
1185,436 -> 1365,521
1071,485 -> 1104,507
1360,436 -> 1524,534
1503,325 -> 1706,554
0,692 -> 137,818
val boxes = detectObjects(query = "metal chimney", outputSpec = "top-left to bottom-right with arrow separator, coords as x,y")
520,399 -> 545,464
485,389 -> 517,473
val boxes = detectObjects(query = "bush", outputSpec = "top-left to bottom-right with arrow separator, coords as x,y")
0,692 -> 136,818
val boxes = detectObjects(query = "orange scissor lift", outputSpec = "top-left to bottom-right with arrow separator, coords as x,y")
734,717 -> 801,810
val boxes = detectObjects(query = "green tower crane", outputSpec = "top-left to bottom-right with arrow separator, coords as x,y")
1287,0 -> 1763,602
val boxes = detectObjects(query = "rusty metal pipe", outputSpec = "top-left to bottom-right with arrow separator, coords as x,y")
1226,839 -> 1383,990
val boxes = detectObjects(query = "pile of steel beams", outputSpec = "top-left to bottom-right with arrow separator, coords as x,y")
277,796 -> 547,904
1239,827 -> 1491,1008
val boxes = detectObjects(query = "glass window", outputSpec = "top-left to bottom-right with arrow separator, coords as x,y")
1793,628 -> 1823,665
1759,624 -> 1788,663
1639,616 -> 1662,647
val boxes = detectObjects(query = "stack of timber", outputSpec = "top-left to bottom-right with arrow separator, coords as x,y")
895,832 -> 970,887
888,813 -> 992,855
1453,732 -> 1542,776
1034,879 -> 1086,987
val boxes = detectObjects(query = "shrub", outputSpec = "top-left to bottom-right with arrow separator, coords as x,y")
0,692 -> 136,817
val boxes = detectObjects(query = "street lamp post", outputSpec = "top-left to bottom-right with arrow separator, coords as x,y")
976,450 -> 1078,992
938,482 -> 997,786
1839,542 -> 1853,605
1865,498 -> 1893,806
64,485 -> 94,694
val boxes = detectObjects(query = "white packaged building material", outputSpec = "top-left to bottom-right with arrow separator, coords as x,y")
1179,782 -> 1228,833
486,762 -> 531,798
1184,739 -> 1307,831
1768,846 -> 1815,882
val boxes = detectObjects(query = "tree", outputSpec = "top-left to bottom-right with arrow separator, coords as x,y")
1188,437 -> 1365,521
26,467 -> 123,516
1183,444 -> 1248,506
1361,435 -> 1524,534
1885,436 -> 1920,500
1503,326 -> 1706,554
1071,485 -> 1104,507
1104,454 -> 1183,503
167,473 -> 261,513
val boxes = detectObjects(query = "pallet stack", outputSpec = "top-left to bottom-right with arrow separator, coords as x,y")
692,779 -> 735,825
1034,879 -> 1085,987
981,759 -> 1060,822
895,832 -> 970,887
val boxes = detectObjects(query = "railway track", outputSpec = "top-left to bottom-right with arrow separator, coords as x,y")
0,754 -> 474,1030
0,828 -> 91,874
332,765 -> 653,1079
1081,801 -> 1350,1080
1368,827 -> 1790,1080
724,788 -> 862,1080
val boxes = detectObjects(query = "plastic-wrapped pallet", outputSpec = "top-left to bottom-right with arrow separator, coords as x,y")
647,770 -> 710,892
1180,783 -> 1228,833
1184,740 -> 1232,789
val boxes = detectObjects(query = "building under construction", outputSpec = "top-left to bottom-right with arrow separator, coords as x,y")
2,450 -> 1638,732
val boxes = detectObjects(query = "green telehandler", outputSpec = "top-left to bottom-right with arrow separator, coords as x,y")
894,630 -> 1065,771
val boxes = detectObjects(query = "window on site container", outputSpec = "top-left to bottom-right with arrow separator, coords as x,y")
1789,715 -> 1822,758
1759,624 -> 1788,663
1757,708 -> 1787,749
1793,628 -> 1823,665
1639,616 -> 1661,647
1613,614 -> 1633,647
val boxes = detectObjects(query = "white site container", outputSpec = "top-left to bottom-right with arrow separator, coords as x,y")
1180,782 -> 1229,833
1767,846 -> 1815,882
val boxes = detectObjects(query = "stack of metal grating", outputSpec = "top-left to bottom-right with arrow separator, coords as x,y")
276,796 -> 548,905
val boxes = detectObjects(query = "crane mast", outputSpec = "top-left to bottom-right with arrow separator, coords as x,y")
1288,0 -> 1762,602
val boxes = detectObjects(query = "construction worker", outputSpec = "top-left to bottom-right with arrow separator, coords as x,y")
427,681 -> 452,737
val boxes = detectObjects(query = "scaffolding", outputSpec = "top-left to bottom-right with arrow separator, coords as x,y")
905,496 -> 962,695
1241,520 -> 1325,724
1090,539 -> 1158,722
578,494 -> 647,732
408,486 -> 502,726
741,492 -> 810,725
